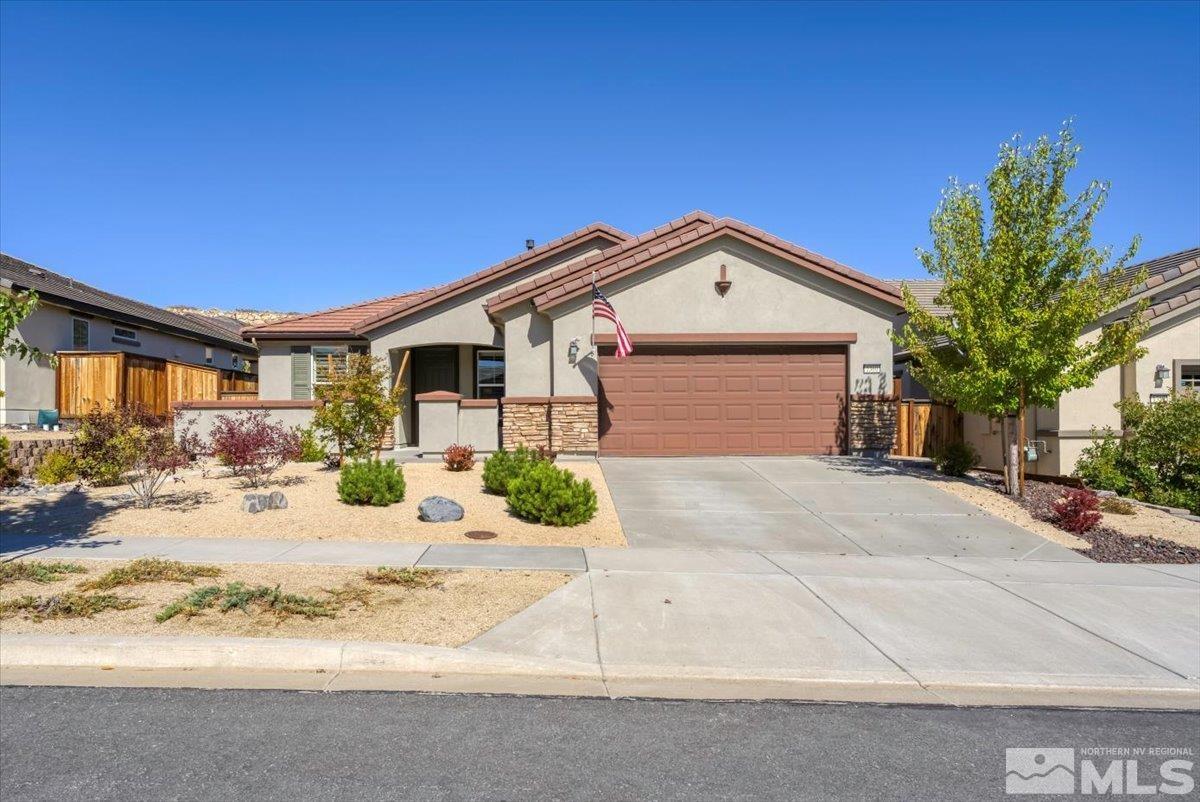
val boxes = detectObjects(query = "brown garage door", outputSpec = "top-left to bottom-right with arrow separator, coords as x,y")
598,344 -> 847,456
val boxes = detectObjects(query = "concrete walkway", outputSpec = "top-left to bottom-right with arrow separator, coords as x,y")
601,456 -> 1083,559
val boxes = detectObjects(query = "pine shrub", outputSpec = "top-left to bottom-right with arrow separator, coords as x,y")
482,446 -> 539,495
931,441 -> 978,477
337,459 -> 406,506
505,460 -> 598,526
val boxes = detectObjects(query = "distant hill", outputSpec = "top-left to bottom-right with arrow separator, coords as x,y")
166,306 -> 298,330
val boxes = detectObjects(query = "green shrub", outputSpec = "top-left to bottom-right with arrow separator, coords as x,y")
505,461 -> 598,526
337,459 -> 406,506
74,405 -> 160,486
0,560 -> 86,585
1074,431 -> 1132,495
931,441 -> 978,477
482,446 -> 540,495
34,449 -> 78,485
156,582 -> 334,623
1073,394 -> 1200,515
78,558 -> 221,590
1,592 -> 139,621
0,435 -> 20,488
296,425 -> 328,463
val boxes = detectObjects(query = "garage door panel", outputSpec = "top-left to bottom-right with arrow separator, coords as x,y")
599,343 -> 846,456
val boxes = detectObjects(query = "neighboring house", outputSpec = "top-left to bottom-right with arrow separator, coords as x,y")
0,253 -> 259,425
245,212 -> 904,456
892,247 -> 1200,475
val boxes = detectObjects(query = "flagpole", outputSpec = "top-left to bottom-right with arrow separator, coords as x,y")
590,271 -> 597,350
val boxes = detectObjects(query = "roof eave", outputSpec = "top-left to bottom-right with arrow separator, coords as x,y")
19,287 -> 257,353
531,226 -> 904,313
353,227 -> 629,335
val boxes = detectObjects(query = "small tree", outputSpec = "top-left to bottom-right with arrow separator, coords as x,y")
893,122 -> 1147,495
120,419 -> 190,507
208,410 -> 302,487
312,353 -> 403,462
1,289 -> 56,398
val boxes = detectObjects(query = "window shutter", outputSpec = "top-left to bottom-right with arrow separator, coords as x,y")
290,346 -> 312,400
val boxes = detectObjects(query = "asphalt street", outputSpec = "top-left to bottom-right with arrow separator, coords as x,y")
1,686 -> 1196,801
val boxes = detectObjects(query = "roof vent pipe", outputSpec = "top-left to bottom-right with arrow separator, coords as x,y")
525,239 -> 535,251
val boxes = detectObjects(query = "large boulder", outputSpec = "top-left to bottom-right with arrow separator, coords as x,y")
268,491 -> 288,510
241,493 -> 269,514
418,495 -> 464,523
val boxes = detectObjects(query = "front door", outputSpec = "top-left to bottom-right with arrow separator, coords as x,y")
411,346 -> 459,439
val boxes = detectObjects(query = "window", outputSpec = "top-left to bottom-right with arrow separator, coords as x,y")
476,350 -> 505,399
71,318 -> 89,349
232,354 -> 240,369
205,347 -> 213,365
113,326 -> 139,344
1179,362 -> 1200,393
312,345 -> 350,384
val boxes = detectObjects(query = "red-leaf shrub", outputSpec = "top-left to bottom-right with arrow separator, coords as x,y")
443,444 -> 475,472
1051,488 -> 1102,534
208,410 -> 301,487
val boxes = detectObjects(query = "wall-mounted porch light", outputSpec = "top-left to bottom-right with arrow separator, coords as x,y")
1154,364 -> 1170,387
568,337 -> 581,365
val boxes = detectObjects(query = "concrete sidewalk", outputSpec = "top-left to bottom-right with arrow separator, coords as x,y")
3,542 -> 1197,708
1,531 -> 1096,573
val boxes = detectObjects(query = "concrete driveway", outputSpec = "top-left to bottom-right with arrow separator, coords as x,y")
600,457 -> 1083,560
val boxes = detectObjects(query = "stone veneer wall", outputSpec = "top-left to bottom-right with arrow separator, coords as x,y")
549,401 -> 598,453
2,433 -> 76,475
501,398 -> 599,453
501,401 -> 550,450
848,395 -> 897,457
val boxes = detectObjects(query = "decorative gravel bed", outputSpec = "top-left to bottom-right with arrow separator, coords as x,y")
974,473 -> 1200,564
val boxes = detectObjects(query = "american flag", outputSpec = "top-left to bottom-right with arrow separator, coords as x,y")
592,284 -> 633,358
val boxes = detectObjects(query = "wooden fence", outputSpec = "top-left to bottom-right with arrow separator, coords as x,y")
56,351 -> 221,418
219,371 -> 258,396
892,399 -> 963,458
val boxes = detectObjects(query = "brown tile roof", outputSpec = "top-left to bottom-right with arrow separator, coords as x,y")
244,222 -> 628,339
489,214 -> 903,314
485,211 -> 717,313
887,279 -> 949,316
0,252 -> 256,352
1125,247 -> 1199,295
1143,284 -> 1200,321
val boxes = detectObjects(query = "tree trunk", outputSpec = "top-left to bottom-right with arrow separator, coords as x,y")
1002,414 -> 1020,495
1017,389 -> 1027,498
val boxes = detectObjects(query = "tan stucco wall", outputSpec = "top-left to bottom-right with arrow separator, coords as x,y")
964,303 -> 1200,476
503,312 -> 552,396
511,237 -> 898,397
0,302 -> 244,425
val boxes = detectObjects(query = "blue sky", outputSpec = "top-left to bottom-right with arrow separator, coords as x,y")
2,1 -> 1197,313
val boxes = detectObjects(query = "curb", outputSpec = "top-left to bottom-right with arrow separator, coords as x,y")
2,634 -> 1197,710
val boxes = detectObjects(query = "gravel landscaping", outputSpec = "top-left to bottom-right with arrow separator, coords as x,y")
0,461 -> 626,548
0,558 -> 571,646
928,471 -> 1200,563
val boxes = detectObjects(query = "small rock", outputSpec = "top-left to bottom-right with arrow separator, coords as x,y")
241,493 -> 269,514
268,491 -> 288,510
418,495 -> 464,522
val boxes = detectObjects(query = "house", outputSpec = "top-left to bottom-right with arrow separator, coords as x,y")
892,247 -> 1200,475
244,212 -> 904,456
0,253 -> 259,425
